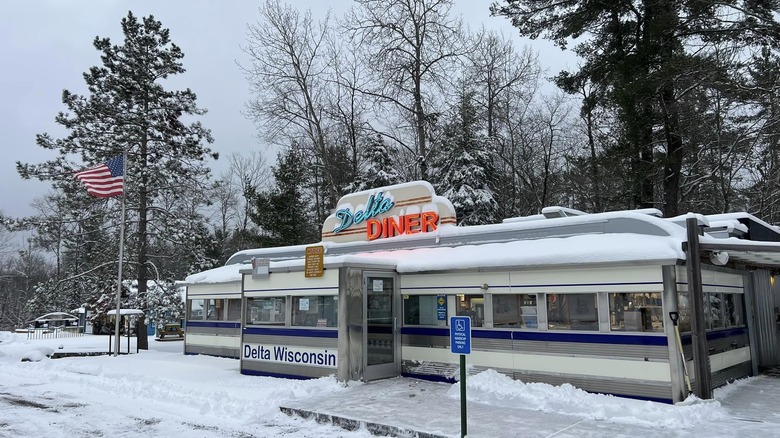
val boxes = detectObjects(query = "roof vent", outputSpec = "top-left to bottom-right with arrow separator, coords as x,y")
541,206 -> 588,219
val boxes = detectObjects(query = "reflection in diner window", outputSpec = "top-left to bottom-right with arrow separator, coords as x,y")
206,299 -> 224,321
291,296 -> 338,327
404,295 -> 447,326
547,293 -> 598,331
707,293 -> 724,329
245,297 -> 286,325
677,291 -> 691,332
724,294 -> 744,327
227,299 -> 242,321
188,299 -> 205,320
456,295 -> 484,327
492,294 -> 538,329
609,292 -> 663,332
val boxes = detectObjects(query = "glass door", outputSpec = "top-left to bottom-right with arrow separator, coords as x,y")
364,274 -> 399,380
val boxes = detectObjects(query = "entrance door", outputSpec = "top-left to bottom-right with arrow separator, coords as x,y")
363,273 -> 399,380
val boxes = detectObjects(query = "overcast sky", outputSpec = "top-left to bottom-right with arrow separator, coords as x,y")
0,0 -> 571,220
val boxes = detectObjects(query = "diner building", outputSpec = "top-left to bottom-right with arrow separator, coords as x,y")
182,181 -> 780,404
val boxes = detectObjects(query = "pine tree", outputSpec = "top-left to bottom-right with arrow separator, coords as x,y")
433,91 -> 499,225
350,135 -> 404,192
492,0 -> 780,217
16,12 -> 216,319
249,146 -> 319,246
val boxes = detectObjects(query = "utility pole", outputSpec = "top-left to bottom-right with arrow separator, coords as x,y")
685,215 -> 712,399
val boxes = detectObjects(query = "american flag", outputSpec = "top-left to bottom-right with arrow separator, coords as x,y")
74,155 -> 125,198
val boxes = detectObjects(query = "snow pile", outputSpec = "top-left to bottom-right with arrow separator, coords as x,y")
713,376 -> 756,399
0,330 -> 22,344
448,369 -> 729,429
20,346 -> 54,362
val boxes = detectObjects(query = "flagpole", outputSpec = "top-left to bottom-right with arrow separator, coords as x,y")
113,147 -> 127,357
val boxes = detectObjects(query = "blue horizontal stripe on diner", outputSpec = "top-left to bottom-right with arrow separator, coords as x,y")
402,281 -> 663,291
706,327 -> 748,340
244,286 -> 337,293
184,351 -> 239,360
401,327 -> 449,336
401,285 -> 507,290
242,326 -> 338,338
401,326 -> 668,345
186,321 -> 240,329
240,368 -> 316,380
676,282 -> 743,290
513,331 -> 667,346
680,327 -> 747,345
403,326 -> 514,339
402,372 -> 673,404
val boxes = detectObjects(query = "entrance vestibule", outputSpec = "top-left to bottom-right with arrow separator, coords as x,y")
363,273 -> 400,381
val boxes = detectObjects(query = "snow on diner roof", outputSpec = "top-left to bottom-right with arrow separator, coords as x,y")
270,232 -> 685,273
186,207 -> 780,284
187,233 -> 684,284
224,209 -> 687,266
106,309 -> 146,316
184,263 -> 247,285
187,210 -> 696,284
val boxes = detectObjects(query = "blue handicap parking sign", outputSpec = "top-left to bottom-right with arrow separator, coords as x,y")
450,316 -> 471,354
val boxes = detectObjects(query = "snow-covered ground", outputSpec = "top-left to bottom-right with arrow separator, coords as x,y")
0,332 -> 369,437
1,332 -> 777,437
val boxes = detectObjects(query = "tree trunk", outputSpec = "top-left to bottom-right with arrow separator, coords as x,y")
661,85 -> 683,217
137,125 -> 149,310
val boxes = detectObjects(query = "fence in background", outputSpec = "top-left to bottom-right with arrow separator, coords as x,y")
18,327 -> 84,340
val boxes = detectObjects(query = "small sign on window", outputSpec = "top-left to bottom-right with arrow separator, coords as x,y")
373,279 -> 384,292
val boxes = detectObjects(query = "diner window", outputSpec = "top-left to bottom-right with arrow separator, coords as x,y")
547,293 -> 598,331
188,299 -> 205,320
226,299 -> 242,321
677,291 -> 691,332
291,296 -> 338,327
609,292 -> 663,332
492,294 -> 538,329
707,293 -> 725,329
456,294 -> 484,327
245,297 -> 286,325
206,299 -> 224,321
724,294 -> 744,327
404,295 -> 447,326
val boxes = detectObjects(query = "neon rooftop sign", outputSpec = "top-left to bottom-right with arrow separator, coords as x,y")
322,181 -> 456,243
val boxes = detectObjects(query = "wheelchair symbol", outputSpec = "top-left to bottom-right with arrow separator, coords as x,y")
456,320 -> 465,331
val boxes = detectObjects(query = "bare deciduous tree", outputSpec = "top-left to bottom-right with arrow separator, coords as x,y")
242,0 -> 340,211
344,0 -> 467,180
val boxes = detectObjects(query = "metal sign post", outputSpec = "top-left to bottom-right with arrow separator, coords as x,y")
450,316 -> 472,438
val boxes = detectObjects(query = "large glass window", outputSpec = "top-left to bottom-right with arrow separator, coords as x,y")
707,293 -> 725,329
724,294 -> 744,328
456,294 -> 484,327
226,299 -> 242,321
245,297 -> 286,325
609,292 -> 663,332
547,293 -> 598,331
188,299 -> 205,320
206,299 -> 224,321
677,291 -> 691,332
404,295 -> 447,326
292,296 -> 338,327
492,294 -> 538,329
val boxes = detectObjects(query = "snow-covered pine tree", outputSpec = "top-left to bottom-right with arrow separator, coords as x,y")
349,134 -> 404,192
16,12 -> 217,320
432,90 -> 500,226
